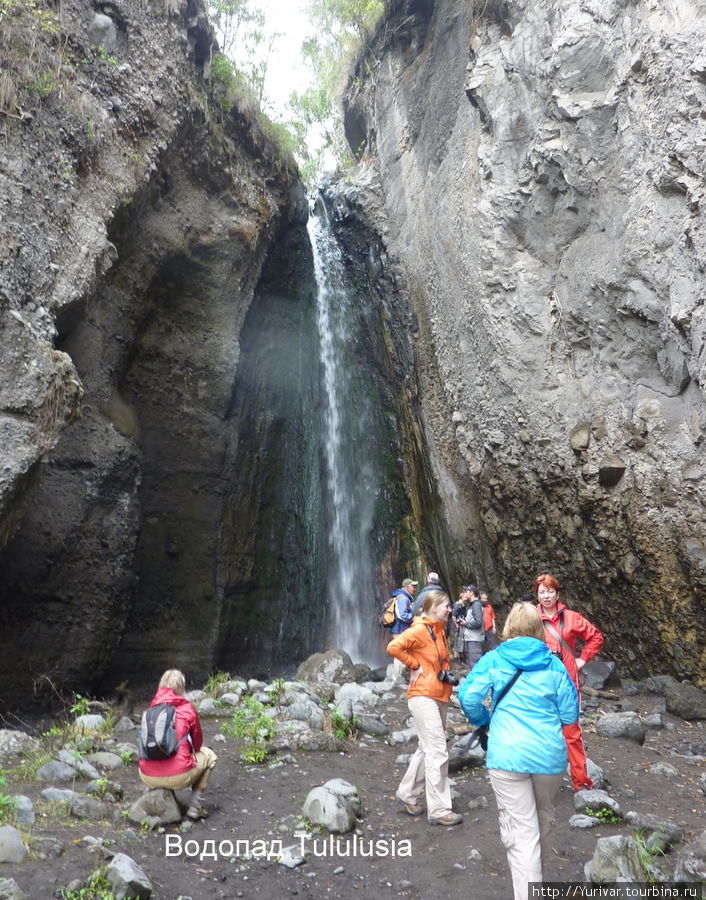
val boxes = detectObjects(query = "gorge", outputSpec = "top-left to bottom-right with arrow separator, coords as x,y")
0,0 -> 704,710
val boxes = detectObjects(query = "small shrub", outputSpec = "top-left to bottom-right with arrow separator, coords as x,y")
205,669 -> 230,697
70,693 -> 91,718
0,769 -> 18,824
222,696 -> 275,764
58,869 -> 114,899
329,710 -> 359,740
587,807 -> 621,825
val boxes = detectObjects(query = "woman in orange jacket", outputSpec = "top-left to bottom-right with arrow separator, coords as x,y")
536,573 -> 604,792
387,589 -> 463,827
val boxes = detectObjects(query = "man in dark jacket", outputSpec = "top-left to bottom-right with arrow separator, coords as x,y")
411,571 -> 442,616
389,578 -> 417,683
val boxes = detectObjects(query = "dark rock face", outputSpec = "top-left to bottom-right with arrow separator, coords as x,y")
0,0 -> 307,705
343,0 -> 706,683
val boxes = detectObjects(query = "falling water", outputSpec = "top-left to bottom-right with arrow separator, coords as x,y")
308,203 -> 380,665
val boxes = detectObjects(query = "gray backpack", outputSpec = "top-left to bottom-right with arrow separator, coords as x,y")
138,703 -> 187,761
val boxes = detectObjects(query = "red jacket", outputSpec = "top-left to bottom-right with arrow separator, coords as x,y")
138,687 -> 202,777
538,601 -> 603,691
483,602 -> 495,632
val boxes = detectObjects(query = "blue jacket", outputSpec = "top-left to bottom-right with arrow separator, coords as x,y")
390,589 -> 414,635
458,637 -> 579,775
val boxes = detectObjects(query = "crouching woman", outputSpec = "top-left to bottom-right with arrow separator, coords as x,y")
138,669 -> 217,820
458,604 -> 578,900
387,589 -> 463,827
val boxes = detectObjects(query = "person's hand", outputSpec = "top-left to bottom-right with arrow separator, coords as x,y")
576,658 -> 586,670
409,666 -> 424,685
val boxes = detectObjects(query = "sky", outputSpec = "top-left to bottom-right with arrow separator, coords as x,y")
255,0 -> 314,119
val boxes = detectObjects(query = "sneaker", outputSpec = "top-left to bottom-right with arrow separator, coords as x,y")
428,812 -> 463,826
186,804 -> 208,820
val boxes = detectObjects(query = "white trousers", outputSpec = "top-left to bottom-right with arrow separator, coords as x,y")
488,769 -> 564,900
397,696 -> 451,819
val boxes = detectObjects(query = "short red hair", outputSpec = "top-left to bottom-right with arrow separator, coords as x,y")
535,573 -> 561,594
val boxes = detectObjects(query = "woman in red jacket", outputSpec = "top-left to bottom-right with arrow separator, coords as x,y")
387,589 -> 463,827
138,669 -> 217,820
535,574 -> 603,791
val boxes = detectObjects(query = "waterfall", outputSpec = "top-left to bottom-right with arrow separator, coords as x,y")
308,204 -> 380,665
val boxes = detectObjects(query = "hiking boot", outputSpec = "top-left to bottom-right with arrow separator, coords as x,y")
186,804 -> 208,820
428,812 -> 463,826
401,801 -> 424,817
395,793 -> 424,817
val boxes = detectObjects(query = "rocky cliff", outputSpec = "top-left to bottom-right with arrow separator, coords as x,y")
0,0 -> 312,705
343,0 -> 706,682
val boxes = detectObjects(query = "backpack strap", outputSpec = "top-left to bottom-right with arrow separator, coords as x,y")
490,668 -> 523,715
543,611 -> 575,659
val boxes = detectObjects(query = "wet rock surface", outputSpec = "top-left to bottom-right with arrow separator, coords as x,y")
342,0 -> 706,684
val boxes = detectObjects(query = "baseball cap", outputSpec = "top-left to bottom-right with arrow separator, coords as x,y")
402,578 -> 418,588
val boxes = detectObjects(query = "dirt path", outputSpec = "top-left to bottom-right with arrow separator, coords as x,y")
3,677 -> 705,899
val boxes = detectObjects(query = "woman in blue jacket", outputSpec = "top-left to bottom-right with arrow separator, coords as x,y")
458,603 -> 579,900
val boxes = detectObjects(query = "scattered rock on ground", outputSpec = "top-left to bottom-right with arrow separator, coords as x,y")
106,852 -> 152,899
302,779 -> 361,833
596,712 -> 646,743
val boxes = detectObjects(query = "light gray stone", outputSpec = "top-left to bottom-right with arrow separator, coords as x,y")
12,796 -> 34,826
574,789 -> 622,818
585,835 -> 644,883
390,726 -> 417,744
356,715 -> 389,737
69,796 -> 111,820
674,830 -> 706,882
570,814 -> 600,828
73,714 -> 106,734
28,835 -> 65,859
296,650 -> 358,686
88,13 -> 117,53
0,878 -> 27,900
84,751 -> 124,770
114,717 -> 137,733
106,852 -> 152,899
126,789 -> 182,827
0,827 -> 25,864
661,677 -> 706,720
278,844 -> 306,868
36,761 -> 78,782
41,787 -> 80,803
596,712 -> 646,744
648,762 -> 679,778
0,731 -> 39,760
302,779 -> 361,834
57,749 -> 101,779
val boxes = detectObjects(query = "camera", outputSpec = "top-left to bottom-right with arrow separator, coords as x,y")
438,669 -> 459,686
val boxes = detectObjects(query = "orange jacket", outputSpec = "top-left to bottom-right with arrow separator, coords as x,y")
483,602 -> 495,631
538,601 -> 603,691
387,617 -> 452,702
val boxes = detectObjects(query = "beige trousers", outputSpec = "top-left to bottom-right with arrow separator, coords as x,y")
396,696 -> 451,819
139,746 -> 217,793
488,768 -> 564,900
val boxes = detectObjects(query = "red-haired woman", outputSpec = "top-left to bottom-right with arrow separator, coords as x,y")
535,574 -> 603,791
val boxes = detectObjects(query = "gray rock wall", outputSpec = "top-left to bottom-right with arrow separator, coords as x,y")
344,0 -> 706,682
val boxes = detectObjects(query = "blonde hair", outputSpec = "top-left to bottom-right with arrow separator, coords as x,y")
503,603 -> 545,641
421,589 -> 450,615
158,669 -> 186,695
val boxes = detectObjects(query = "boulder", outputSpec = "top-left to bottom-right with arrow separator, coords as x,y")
0,878 -> 26,900
57,749 -> 100,779
296,649 -> 357,686
36,761 -> 78,782
106,852 -> 152,899
585,835 -> 644,883
674,830 -> 706,881
84,751 -> 124,770
580,658 -> 618,690
28,835 -> 65,859
73,714 -> 106,733
648,762 -> 679,778
574,789 -> 622,818
277,845 -> 306,868
353,663 -> 373,683
69,796 -> 111,820
126,789 -> 182,827
0,731 -> 39,761
586,759 -> 606,790
596,712 -> 646,743
41,788 -> 80,803
0,827 -> 25,864
570,814 -> 600,828
114,717 -> 136,733
88,12 -> 117,53
356,715 -> 389,737
448,732 -> 486,772
271,722 -> 344,753
390,726 -> 417,744
302,779 -> 361,833
624,811 -> 684,851
12,796 -> 34,826
279,700 -> 324,731
661,677 -> 706,720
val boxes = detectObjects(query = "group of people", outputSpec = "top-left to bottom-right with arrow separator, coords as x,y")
137,571 -> 602,900
386,572 -> 603,900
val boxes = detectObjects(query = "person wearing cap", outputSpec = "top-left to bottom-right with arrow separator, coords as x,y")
481,591 -> 498,652
388,578 -> 418,683
411,572 -> 442,616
